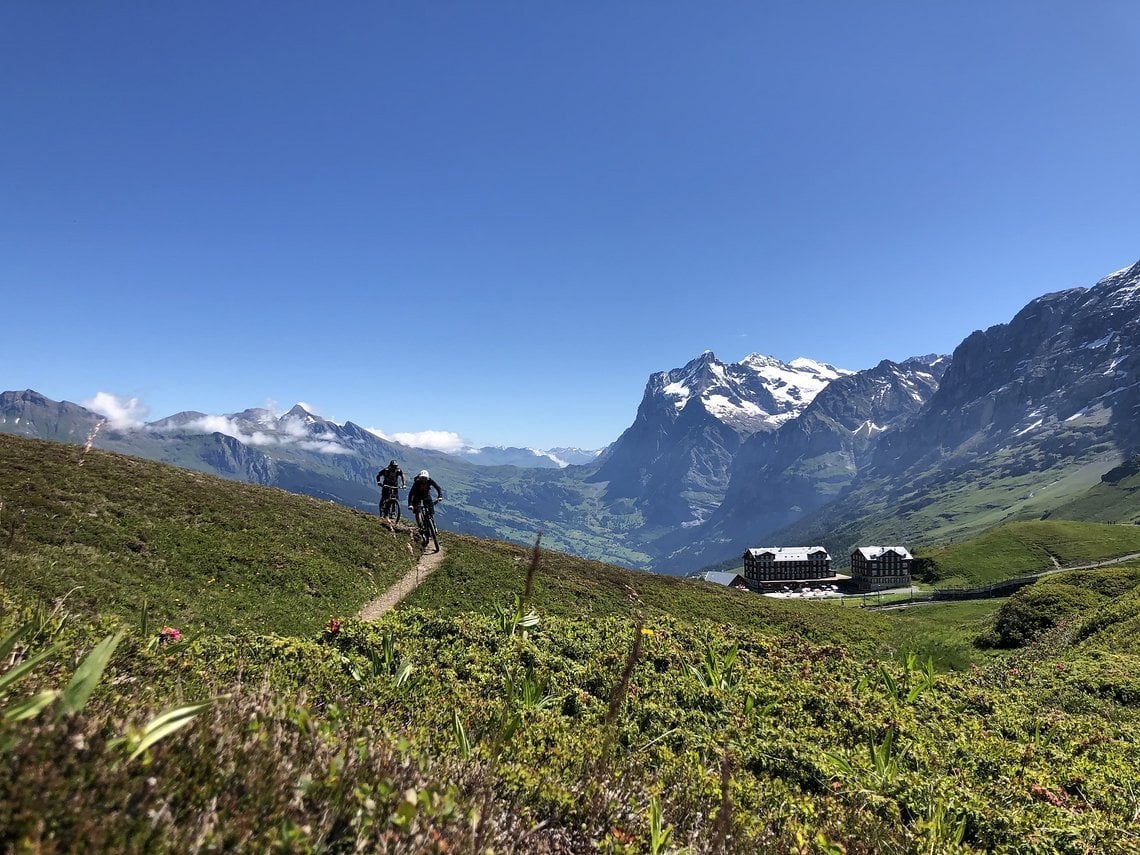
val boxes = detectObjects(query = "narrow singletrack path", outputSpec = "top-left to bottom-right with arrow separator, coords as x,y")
359,540 -> 445,621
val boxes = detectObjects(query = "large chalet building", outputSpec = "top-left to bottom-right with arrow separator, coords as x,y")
850,546 -> 913,591
742,546 -> 833,583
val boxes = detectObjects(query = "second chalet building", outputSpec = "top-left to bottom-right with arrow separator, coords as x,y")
742,546 -> 833,583
850,546 -> 914,591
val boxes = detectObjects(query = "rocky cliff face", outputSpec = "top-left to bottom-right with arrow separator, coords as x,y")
753,259 -> 1140,568
590,352 -> 849,528
0,390 -> 105,443
875,261 -> 1140,480
668,355 -> 947,568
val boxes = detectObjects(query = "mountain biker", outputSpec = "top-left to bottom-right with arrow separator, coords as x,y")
376,459 -> 406,508
408,469 -> 443,545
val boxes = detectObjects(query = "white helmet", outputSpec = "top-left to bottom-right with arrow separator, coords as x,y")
418,470 -> 430,479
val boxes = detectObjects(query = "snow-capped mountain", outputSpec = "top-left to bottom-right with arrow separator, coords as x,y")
589,351 -> 851,529
458,446 -> 603,469
711,259 -> 1140,572
6,257 -> 1138,577
670,354 -> 947,569
148,404 -> 374,456
653,352 -> 850,432
875,260 -> 1140,477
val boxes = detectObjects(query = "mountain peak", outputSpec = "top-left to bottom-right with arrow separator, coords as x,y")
651,351 -> 850,432
284,404 -> 315,420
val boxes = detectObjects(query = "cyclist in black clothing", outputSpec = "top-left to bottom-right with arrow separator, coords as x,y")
408,470 -> 443,547
407,469 -> 443,514
376,460 -> 406,507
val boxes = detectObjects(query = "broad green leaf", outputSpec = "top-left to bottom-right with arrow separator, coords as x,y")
61,631 -> 125,714
3,689 -> 59,722
879,664 -> 898,700
128,701 -> 212,761
0,641 -> 62,695
822,750 -> 854,777
395,662 -> 415,688
451,708 -> 470,759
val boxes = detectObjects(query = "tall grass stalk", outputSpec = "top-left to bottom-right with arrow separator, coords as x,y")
594,620 -> 644,779
522,532 -> 541,612
712,753 -> 734,852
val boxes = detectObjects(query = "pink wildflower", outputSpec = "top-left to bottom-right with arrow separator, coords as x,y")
326,618 -> 341,635
158,627 -> 182,643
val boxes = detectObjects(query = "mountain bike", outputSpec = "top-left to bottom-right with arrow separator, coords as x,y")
412,499 -> 441,553
379,484 -> 402,524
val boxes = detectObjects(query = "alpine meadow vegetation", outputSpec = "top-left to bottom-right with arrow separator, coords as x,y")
2,434 -> 1140,852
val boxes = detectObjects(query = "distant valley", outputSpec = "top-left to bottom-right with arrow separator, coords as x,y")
4,258 -> 1139,573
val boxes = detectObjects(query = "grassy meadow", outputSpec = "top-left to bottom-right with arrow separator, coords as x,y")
914,519 -> 1140,588
2,434 -> 1140,852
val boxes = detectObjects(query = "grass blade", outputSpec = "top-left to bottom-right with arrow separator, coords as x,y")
128,700 -> 212,761
3,689 -> 59,722
0,642 -> 62,695
61,631 -> 125,714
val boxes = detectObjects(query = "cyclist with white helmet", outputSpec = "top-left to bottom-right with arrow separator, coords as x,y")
408,469 -> 443,548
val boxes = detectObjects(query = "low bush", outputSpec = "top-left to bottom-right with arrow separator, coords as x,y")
981,583 -> 1104,649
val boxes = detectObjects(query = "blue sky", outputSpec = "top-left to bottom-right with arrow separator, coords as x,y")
3,2 -> 1139,450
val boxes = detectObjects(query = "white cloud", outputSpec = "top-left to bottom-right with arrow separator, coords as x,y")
366,427 -> 469,454
279,415 -> 311,438
83,392 -> 149,430
298,440 -> 352,455
181,415 -> 278,446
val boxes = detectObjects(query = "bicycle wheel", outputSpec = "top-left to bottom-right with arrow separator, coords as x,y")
382,498 -> 401,524
425,512 -> 440,552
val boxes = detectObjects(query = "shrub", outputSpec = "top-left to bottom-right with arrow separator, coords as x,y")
984,583 -> 1104,649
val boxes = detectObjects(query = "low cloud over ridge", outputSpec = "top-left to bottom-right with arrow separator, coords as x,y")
366,428 -> 467,454
83,392 -> 149,430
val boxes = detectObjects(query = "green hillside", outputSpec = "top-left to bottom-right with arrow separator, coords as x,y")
1047,456 -> 1140,524
403,534 -> 900,650
914,519 -> 1140,588
0,434 -> 411,636
768,451 -> 1119,570
3,432 -> 1140,852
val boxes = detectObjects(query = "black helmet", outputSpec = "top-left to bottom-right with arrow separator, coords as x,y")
388,460 -> 396,467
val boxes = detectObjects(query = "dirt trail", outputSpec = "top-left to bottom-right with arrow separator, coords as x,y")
358,542 -> 445,621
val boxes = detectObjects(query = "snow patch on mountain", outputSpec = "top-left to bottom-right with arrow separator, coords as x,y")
148,404 -> 356,455
459,445 -> 604,468
663,381 -> 690,410
651,352 -> 851,432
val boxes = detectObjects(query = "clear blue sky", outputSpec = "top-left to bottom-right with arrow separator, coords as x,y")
3,2 -> 1138,450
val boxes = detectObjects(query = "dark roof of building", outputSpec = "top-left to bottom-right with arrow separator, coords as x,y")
853,546 -> 914,560
743,546 -> 831,561
702,571 -> 747,586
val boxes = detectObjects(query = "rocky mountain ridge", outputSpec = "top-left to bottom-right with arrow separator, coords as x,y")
588,352 -> 851,531
5,258 -> 1139,573
744,260 -> 1140,567
669,354 -> 948,568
